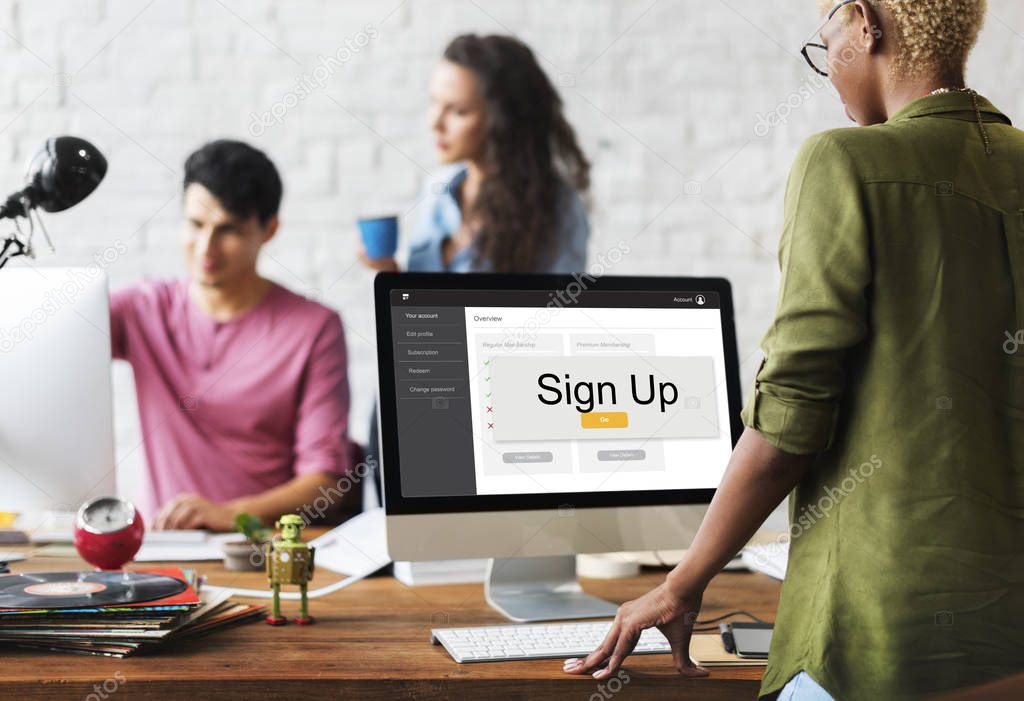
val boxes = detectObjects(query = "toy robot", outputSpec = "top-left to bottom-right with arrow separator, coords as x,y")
265,514 -> 316,625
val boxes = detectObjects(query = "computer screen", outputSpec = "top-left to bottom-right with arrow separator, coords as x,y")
375,274 -> 742,515
0,267 -> 116,531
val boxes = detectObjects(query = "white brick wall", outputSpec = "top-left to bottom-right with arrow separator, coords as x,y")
3,0 -> 1022,507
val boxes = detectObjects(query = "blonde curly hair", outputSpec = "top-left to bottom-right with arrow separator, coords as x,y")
818,0 -> 987,75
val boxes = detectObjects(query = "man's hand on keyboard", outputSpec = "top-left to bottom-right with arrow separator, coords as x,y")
562,582 -> 709,680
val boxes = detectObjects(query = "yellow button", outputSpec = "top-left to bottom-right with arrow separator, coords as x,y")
580,412 -> 629,429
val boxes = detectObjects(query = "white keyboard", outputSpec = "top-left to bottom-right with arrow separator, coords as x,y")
431,620 -> 671,663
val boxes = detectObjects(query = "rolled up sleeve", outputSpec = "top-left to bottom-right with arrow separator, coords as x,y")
741,132 -> 871,454
109,286 -> 139,361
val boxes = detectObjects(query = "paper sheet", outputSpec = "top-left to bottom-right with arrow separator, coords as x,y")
208,509 -> 391,600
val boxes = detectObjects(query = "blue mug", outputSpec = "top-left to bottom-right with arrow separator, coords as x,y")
358,215 -> 399,259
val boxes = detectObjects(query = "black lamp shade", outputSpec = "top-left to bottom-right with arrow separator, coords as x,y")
24,136 -> 107,213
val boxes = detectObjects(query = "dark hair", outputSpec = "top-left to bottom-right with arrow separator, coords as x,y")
183,139 -> 282,224
443,34 -> 590,273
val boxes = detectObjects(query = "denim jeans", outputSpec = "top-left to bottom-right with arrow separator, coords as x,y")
775,671 -> 836,701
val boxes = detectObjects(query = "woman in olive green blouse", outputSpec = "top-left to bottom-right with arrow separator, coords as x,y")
565,2 -> 1023,700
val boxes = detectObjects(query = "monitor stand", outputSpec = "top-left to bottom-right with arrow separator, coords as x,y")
484,555 -> 619,622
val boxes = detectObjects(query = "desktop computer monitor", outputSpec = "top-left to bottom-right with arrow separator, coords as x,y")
374,273 -> 743,621
0,267 -> 117,533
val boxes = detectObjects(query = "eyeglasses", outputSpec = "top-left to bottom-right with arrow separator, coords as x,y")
801,43 -> 829,76
801,0 -> 856,76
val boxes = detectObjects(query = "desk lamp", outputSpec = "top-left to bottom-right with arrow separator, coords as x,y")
0,136 -> 107,269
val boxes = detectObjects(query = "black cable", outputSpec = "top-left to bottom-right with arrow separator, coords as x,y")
697,610 -> 766,625
692,609 -> 767,632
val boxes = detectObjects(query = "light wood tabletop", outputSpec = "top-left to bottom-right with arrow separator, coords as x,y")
0,534 -> 781,700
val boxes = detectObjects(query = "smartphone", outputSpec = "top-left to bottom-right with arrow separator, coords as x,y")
730,622 -> 773,659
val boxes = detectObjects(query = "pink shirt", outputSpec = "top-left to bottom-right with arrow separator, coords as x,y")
110,278 -> 351,521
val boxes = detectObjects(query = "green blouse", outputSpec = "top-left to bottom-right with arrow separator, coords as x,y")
741,92 -> 1024,700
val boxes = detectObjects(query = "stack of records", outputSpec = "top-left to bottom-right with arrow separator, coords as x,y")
0,567 -> 264,657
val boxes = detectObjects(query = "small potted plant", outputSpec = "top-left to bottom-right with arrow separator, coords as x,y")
221,513 -> 272,571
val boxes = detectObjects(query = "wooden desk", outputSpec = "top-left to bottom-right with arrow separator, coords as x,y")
1,542 -> 780,700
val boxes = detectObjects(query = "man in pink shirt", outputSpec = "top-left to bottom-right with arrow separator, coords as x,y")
111,140 -> 353,531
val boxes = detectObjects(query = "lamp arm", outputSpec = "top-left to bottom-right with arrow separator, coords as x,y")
0,233 -> 28,269
0,188 -> 32,220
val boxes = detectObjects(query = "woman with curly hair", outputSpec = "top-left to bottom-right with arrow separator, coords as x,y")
566,2 -> 1023,699
360,33 -> 590,274
359,34 -> 591,509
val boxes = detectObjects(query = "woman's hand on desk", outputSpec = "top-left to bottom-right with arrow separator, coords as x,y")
154,493 -> 235,531
565,430 -> 812,681
563,582 -> 709,680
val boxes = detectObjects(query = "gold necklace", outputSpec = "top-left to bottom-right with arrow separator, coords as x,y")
931,86 -> 993,156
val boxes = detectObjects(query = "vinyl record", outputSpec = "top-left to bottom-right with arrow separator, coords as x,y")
0,571 -> 187,609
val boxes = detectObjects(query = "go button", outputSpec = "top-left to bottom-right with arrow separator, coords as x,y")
580,411 -> 629,429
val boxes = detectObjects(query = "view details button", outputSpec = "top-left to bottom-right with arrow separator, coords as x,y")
502,451 -> 554,464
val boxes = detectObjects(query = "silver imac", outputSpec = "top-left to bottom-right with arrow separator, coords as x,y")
374,273 -> 742,622
0,266 -> 117,534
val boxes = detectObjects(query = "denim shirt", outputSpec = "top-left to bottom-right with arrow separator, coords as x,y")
406,165 -> 590,273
